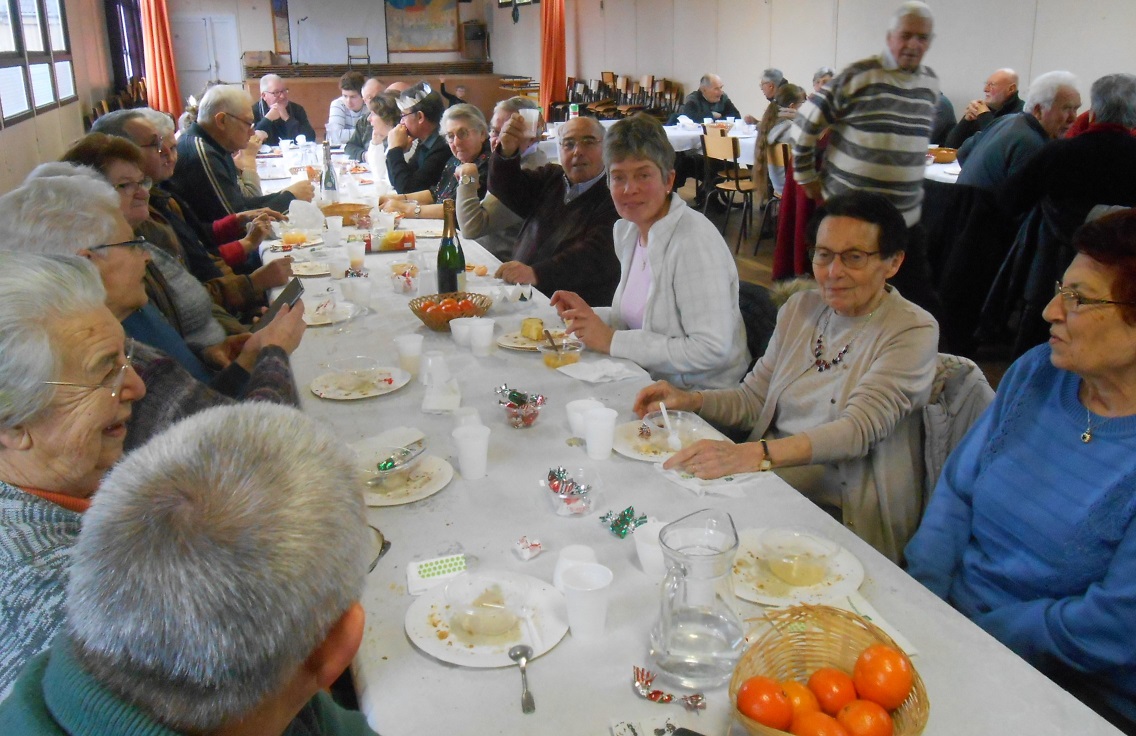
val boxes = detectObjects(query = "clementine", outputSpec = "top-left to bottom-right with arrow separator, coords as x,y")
782,679 -> 821,720
790,710 -> 852,736
736,675 -> 794,731
837,699 -> 894,736
808,667 -> 858,716
853,644 -> 913,711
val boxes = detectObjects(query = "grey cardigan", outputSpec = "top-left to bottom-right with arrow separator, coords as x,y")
596,193 -> 749,389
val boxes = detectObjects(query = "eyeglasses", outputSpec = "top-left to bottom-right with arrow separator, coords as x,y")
224,111 -> 255,128
43,338 -> 136,399
808,247 -> 882,270
113,177 -> 153,194
443,128 -> 476,143
1053,281 -> 1136,312
560,136 -> 600,152
264,88 -> 289,97
89,236 -> 149,253
138,136 -> 167,154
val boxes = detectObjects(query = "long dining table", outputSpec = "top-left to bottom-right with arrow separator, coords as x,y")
256,160 -> 1122,735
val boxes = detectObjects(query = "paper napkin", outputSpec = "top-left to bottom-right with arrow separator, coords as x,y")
557,359 -> 649,383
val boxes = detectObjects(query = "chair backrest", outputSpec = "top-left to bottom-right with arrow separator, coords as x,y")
702,133 -> 740,163
738,281 -> 778,372
347,37 -> 369,59
921,353 -> 995,501
769,142 -> 790,168
601,71 -> 614,88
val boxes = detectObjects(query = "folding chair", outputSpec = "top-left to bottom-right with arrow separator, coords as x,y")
701,134 -> 756,252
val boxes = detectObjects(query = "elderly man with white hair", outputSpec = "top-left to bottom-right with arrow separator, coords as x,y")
0,403 -> 377,735
175,84 -> 313,223
957,71 -> 1081,192
944,68 -> 1024,149
252,73 -> 316,145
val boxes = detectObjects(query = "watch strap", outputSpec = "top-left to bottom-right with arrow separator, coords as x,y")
758,439 -> 773,471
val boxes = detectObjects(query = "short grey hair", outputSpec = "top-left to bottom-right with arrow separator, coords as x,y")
604,113 -> 675,177
1025,70 -> 1078,111
494,95 -> 540,116
699,74 -> 719,89
1090,73 -> 1136,128
441,102 -> 488,137
134,107 -> 176,137
761,68 -> 785,86
199,85 -> 252,123
89,108 -> 144,138
258,73 -> 282,94
813,66 -> 836,85
888,1 -> 934,31
0,166 -> 120,255
0,252 -> 107,430
66,403 -> 369,731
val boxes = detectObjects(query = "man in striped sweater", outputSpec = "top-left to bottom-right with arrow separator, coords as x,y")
791,1 -> 941,316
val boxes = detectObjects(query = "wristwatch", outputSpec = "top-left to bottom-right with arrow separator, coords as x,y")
459,174 -> 477,186
758,439 -> 773,471
413,203 -> 422,217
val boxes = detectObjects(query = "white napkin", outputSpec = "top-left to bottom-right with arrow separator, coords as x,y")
943,163 -> 962,176
557,359 -> 649,383
675,114 -> 701,131
421,378 -> 462,414
287,199 -> 324,230
654,463 -> 761,498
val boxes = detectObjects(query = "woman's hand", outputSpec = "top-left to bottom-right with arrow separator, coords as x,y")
236,301 -> 306,371
663,439 -> 763,480
632,380 -> 701,417
200,334 -> 252,370
455,162 -> 479,181
551,290 -> 613,354
239,215 -> 275,253
381,199 -> 416,216
236,208 -> 285,225
249,256 -> 293,292
496,260 -> 537,285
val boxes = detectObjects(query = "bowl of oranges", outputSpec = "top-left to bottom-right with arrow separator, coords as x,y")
409,292 -> 493,331
729,605 -> 928,736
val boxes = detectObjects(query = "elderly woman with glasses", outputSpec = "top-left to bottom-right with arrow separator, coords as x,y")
551,114 -> 750,390
635,191 -> 938,561
906,210 -> 1136,731
378,103 -> 490,219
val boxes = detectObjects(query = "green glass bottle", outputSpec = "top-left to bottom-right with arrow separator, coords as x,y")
436,199 -> 466,293
321,141 -> 338,202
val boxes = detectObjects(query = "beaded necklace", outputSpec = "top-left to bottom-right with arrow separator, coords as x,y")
813,308 -> 876,373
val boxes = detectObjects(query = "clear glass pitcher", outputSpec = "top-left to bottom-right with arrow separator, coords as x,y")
648,508 -> 744,689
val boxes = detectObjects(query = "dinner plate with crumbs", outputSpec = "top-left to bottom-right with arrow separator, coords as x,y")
732,527 -> 865,606
612,412 -> 729,463
362,455 -> 453,507
496,329 -> 566,352
310,366 -> 410,400
291,261 -> 331,277
404,571 -> 568,668
303,301 -> 361,326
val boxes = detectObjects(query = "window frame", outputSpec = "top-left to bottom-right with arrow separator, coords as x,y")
0,0 -> 75,128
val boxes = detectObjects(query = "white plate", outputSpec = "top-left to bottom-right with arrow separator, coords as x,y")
291,261 -> 331,277
269,236 -> 325,253
496,329 -> 566,352
309,366 -> 410,400
303,301 -> 361,326
404,571 -> 568,667
363,455 -> 453,507
260,168 -> 292,181
732,528 -> 865,606
612,415 -> 729,463
415,229 -> 443,238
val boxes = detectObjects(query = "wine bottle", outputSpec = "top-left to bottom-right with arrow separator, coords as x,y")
436,199 -> 466,293
321,141 -> 338,202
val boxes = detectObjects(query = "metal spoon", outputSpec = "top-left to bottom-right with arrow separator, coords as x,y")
507,644 -> 536,714
544,329 -> 561,356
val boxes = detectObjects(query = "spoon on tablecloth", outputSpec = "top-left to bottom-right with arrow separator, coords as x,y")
508,644 -> 536,714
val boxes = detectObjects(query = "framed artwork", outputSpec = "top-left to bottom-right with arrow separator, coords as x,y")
271,0 -> 291,55
385,0 -> 460,53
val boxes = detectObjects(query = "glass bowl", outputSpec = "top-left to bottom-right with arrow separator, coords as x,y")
352,438 -> 427,488
538,338 -> 584,369
537,465 -> 600,517
758,528 -> 839,587
504,402 -> 542,429
444,572 -> 530,639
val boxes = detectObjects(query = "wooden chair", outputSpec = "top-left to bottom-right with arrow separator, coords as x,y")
600,71 -> 615,96
347,37 -> 370,70
702,133 -> 756,251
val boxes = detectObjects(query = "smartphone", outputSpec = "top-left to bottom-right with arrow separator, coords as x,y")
252,277 -> 304,332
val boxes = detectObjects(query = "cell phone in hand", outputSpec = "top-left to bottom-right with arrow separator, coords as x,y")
252,277 -> 304,333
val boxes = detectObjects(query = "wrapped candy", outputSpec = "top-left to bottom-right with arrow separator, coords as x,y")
632,666 -> 705,711
513,536 -> 543,560
496,384 -> 547,429
545,466 -> 594,516
495,384 -> 546,408
600,506 -> 648,538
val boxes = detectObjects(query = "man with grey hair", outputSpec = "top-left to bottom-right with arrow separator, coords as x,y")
944,68 -> 1024,149
252,73 -> 316,145
489,113 -> 620,305
0,403 -> 375,734
792,0 -> 941,316
760,68 -> 787,101
456,95 -> 548,258
679,73 -> 742,123
958,71 -> 1080,192
174,85 -> 312,223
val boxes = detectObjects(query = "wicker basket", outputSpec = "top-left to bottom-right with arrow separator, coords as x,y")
320,202 -> 372,226
408,292 -> 493,331
929,147 -> 957,164
729,605 -> 929,736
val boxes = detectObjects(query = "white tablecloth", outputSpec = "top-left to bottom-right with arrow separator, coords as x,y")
925,161 -> 962,184
256,216 -> 1121,736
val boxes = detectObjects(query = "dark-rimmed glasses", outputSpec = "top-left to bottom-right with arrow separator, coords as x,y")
808,247 -> 882,270
224,111 -> 255,128
138,136 -> 167,154
560,136 -> 600,152
113,177 -> 153,194
1054,281 -> 1136,312
88,236 -> 149,253
43,338 -> 136,399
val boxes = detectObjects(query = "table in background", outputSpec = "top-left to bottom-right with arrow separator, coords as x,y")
260,219 -> 1120,736
537,123 -> 756,165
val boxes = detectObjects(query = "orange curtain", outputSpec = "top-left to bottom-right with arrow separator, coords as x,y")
539,0 -> 566,115
140,0 -> 183,118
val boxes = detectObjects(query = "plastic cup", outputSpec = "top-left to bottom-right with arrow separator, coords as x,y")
346,241 -> 366,271
453,407 -> 482,427
393,334 -> 423,377
449,316 -> 478,347
553,544 -> 597,591
561,562 -> 613,640
341,277 -> 372,308
584,407 -> 618,460
324,215 -> 343,230
566,399 -> 604,437
328,254 -> 349,279
633,520 -> 667,577
519,108 -> 541,138
452,425 -> 491,480
469,318 -> 496,357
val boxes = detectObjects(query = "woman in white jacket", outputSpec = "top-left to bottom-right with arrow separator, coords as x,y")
550,115 -> 749,390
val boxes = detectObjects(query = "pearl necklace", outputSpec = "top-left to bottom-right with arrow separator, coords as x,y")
1082,408 -> 1117,443
814,308 -> 875,373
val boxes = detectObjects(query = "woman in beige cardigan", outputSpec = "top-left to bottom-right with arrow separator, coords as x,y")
634,191 -> 938,561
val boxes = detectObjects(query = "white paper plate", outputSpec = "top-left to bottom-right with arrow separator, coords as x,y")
612,415 -> 729,463
404,571 -> 568,667
496,329 -> 566,352
362,455 -> 453,507
303,301 -> 361,326
291,261 -> 331,277
309,366 -> 410,400
732,528 -> 865,606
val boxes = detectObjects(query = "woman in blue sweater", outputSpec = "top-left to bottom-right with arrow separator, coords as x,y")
906,209 -> 1136,731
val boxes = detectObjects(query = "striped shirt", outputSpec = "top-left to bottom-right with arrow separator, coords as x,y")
792,50 -> 939,226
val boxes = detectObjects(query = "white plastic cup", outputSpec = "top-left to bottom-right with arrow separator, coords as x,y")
420,350 -> 450,386
553,544 -> 597,591
341,277 -> 372,308
324,215 -> 343,230
469,318 -> 496,357
452,425 -> 491,480
584,407 -> 618,460
519,108 -> 541,138
633,520 -> 668,577
453,407 -> 482,427
449,316 -> 477,347
345,241 -> 366,271
393,334 -> 423,377
561,562 -> 613,640
328,254 -> 350,279
566,399 -> 604,437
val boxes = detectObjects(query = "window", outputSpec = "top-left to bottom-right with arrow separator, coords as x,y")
0,0 -> 74,126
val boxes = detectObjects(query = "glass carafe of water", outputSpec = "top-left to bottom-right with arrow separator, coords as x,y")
649,508 -> 744,689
